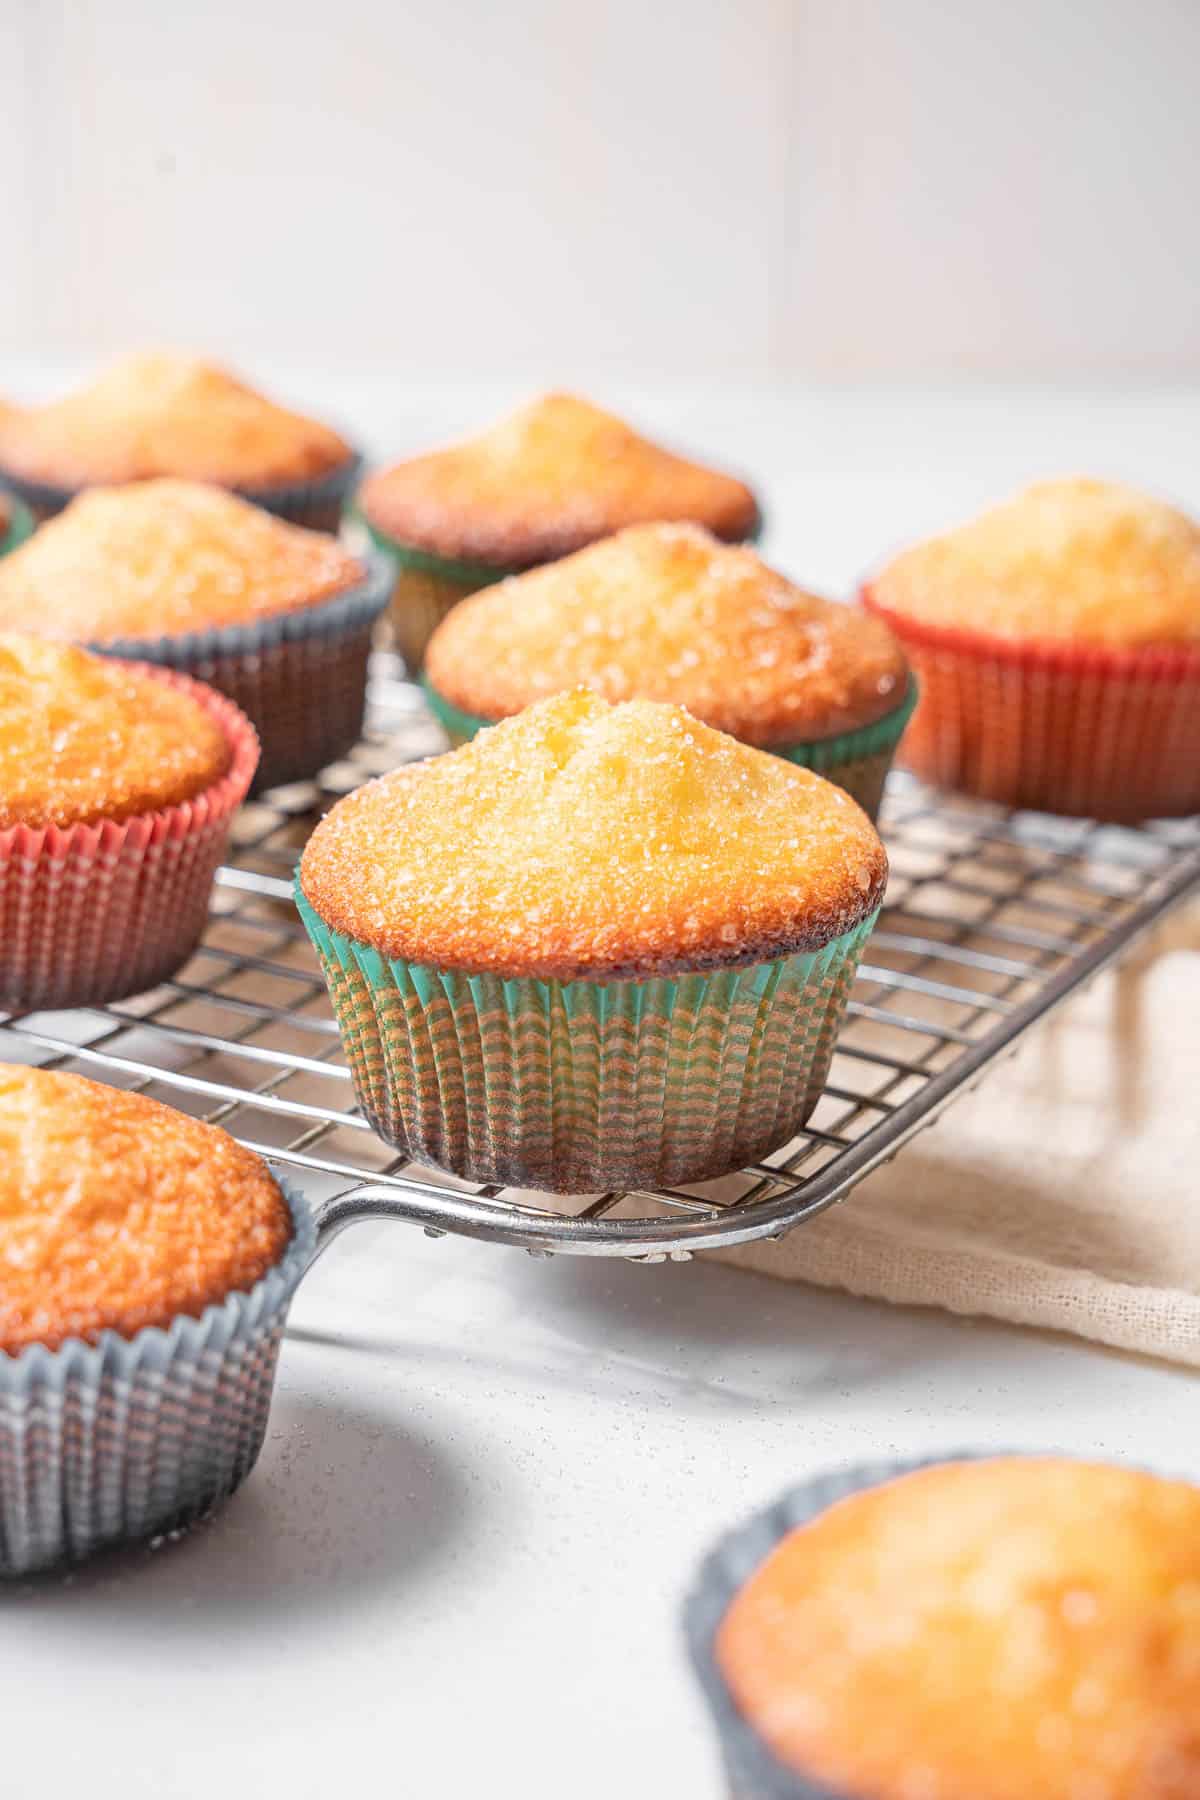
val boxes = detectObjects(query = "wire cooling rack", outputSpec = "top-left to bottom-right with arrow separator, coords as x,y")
3,653 -> 1199,1261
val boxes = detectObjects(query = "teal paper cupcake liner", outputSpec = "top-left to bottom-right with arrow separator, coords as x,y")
359,515 -> 522,591
770,679 -> 918,819
0,490 -> 34,556
0,453 -> 362,533
91,554 -> 392,792
297,884 -> 879,1195
422,679 -> 501,745
0,1177 -> 315,1577
358,512 -> 520,673
424,678 -> 919,822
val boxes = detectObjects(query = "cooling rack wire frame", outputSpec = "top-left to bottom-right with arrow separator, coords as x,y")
3,653 -> 1198,1262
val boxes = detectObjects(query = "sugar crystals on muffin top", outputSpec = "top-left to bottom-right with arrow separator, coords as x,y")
0,479 -> 365,640
360,392 -> 760,567
872,477 -> 1200,646
426,522 -> 908,743
300,688 -> 886,980
0,352 -> 351,489
0,634 -> 233,829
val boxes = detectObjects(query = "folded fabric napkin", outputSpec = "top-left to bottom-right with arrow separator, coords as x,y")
714,901 -> 1200,1366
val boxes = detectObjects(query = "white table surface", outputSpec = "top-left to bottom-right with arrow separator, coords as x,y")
4,376 -> 1199,1800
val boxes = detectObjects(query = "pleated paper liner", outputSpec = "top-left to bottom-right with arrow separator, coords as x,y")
0,669 -> 258,1012
0,1177 -> 314,1578
0,491 -> 33,556
685,1453 -> 997,1800
239,451 -> 364,533
91,556 -> 392,793
357,513 -> 520,672
423,679 -> 918,823
296,884 -> 879,1195
0,451 -> 363,533
862,585 -> 1200,821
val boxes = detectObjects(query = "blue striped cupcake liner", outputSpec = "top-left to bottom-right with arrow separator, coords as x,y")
0,452 -> 363,533
90,554 -> 393,791
0,1177 -> 315,1578
685,1451 -> 1072,1798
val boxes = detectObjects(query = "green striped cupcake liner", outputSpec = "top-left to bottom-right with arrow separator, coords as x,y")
770,678 -> 918,819
0,490 -> 34,557
357,513 -> 520,673
296,882 -> 879,1195
424,678 -> 919,822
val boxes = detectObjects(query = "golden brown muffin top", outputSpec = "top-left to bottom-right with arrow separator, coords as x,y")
0,1064 -> 293,1353
359,392 -> 760,567
0,352 -> 352,490
718,1457 -> 1200,1800
870,478 -> 1200,647
0,635 -> 233,830
426,523 -> 909,744
0,479 -> 365,639
300,688 -> 885,979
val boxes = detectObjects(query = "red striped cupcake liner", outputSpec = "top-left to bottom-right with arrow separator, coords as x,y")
861,586 -> 1200,821
0,667 -> 258,1012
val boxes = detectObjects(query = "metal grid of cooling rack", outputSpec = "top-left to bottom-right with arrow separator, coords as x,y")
3,652 -> 1199,1261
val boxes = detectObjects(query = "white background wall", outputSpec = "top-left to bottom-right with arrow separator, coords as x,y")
3,0 -> 1199,380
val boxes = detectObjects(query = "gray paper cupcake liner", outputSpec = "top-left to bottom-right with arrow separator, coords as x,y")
0,452 -> 363,533
0,1176 -> 315,1578
684,1451 -> 1007,1799
90,554 -> 393,791
239,451 -> 364,532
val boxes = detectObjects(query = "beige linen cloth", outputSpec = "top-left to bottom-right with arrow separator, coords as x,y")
713,902 -> 1200,1366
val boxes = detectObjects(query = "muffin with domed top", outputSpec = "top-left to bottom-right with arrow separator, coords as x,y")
358,392 -> 761,669
0,1065 -> 293,1354
425,522 -> 913,819
0,351 -> 359,529
0,478 -> 390,789
0,1063 -> 311,1575
298,687 -> 884,1194
0,633 -> 257,1008
691,1453 -> 1200,1800
864,477 -> 1200,819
